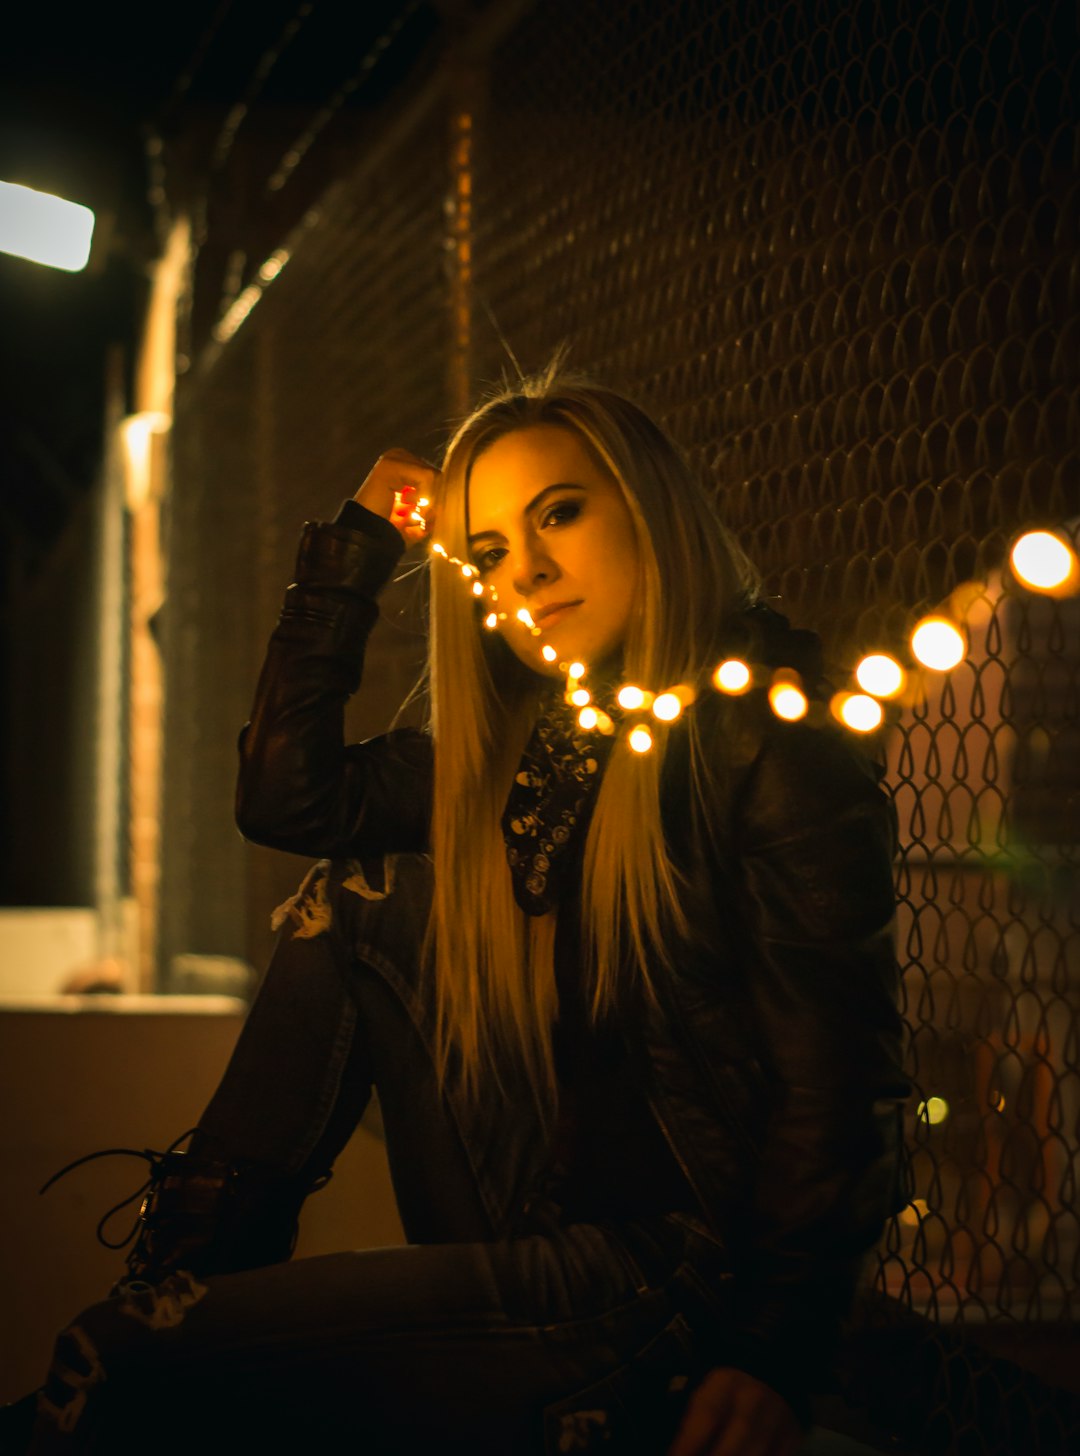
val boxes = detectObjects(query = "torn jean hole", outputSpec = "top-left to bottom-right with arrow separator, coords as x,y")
270,855 -> 398,938
37,1324 -> 106,1435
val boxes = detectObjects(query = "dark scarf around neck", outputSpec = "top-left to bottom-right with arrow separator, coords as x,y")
501,674 -> 625,916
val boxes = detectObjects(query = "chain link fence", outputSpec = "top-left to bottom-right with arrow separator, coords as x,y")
162,0 -> 1078,1445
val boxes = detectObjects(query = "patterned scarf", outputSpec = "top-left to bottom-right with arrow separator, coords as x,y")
501,676 -> 625,916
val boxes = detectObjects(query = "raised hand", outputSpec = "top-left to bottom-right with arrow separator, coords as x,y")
353,447 -> 438,548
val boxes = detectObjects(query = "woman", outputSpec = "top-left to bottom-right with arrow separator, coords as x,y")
17,367 -> 909,1454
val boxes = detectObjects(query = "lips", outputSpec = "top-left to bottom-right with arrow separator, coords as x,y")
533,600 -> 583,627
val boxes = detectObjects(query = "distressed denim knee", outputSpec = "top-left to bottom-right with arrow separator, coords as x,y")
34,1274 -> 209,1444
269,853 -> 402,939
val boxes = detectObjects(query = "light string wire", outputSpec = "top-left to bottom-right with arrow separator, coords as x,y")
399,497 -> 1080,750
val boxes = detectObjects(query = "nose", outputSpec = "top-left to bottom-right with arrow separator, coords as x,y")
510,533 -> 559,599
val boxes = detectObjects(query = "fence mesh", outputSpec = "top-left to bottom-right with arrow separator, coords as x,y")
164,0 -> 1079,1444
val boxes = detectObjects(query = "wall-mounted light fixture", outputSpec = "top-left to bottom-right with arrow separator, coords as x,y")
0,180 -> 95,272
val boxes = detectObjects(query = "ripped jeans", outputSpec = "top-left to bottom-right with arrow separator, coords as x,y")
29,855 -> 726,1455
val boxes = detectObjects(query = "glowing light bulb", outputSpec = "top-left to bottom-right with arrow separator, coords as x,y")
431,542 -> 447,557
461,564 -> 476,578
595,712 -> 615,735
568,661 -> 585,679
541,645 -> 558,662
570,688 -> 591,707
652,693 -> 682,721
629,726 -> 653,754
471,581 -> 484,596
417,497 -> 430,508
917,1096 -> 949,1126
713,659 -> 751,694
484,613 -> 498,630
768,683 -> 808,721
836,693 -> 884,733
911,617 -> 965,671
617,685 -> 646,710
517,608 -> 535,628
578,707 -> 598,730
1010,530 -> 1077,593
855,653 -> 905,699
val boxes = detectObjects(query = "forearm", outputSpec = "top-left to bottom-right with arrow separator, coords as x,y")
236,508 -> 429,857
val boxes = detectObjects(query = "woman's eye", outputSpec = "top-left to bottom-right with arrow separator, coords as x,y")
542,501 -> 581,529
474,502 -> 581,573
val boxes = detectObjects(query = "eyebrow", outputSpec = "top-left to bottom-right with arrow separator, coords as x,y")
467,483 -> 587,548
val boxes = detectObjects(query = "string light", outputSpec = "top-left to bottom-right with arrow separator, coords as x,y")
911,617 -> 966,672
617,684 -> 648,710
415,504 -> 1068,756
832,692 -> 885,733
917,1096 -> 949,1126
1010,530 -> 1078,595
855,653 -> 905,699
768,682 -> 809,722
652,692 -> 683,722
713,659 -> 751,694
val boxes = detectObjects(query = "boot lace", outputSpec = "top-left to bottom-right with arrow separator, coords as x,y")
38,1127 -> 200,1252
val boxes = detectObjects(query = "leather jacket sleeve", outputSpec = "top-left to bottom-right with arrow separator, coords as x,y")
682,708 -> 909,1422
235,509 -> 433,857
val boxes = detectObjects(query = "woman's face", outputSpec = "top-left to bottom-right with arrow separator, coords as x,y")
466,424 -> 642,680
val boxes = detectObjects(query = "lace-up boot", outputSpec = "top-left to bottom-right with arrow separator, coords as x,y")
117,1147 -> 325,1291
39,1132 -> 331,1294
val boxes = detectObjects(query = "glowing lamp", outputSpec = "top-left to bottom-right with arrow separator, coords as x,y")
461,564 -> 477,579
652,693 -> 682,722
541,645 -> 558,662
617,685 -> 647,710
570,688 -> 591,707
713,659 -> 751,694
916,1096 -> 949,1126
484,613 -> 498,630
628,726 -> 653,754
0,180 -> 94,272
577,707 -> 598,730
855,653 -> 905,699
568,661 -> 585,679
1010,530 -> 1078,594
471,581 -> 484,596
768,683 -> 808,721
431,542 -> 448,557
911,617 -> 965,671
836,693 -> 884,733
516,608 -> 534,627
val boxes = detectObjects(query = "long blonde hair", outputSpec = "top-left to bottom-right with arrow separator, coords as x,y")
420,364 -> 758,1111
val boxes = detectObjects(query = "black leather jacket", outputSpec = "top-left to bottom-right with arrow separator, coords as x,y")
236,505 -> 910,1418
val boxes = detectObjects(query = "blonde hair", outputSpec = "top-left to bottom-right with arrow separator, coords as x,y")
419,363 -> 758,1112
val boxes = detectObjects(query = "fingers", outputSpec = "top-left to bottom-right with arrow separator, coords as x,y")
667,1369 -> 802,1456
668,1370 -> 736,1456
352,448 -> 440,544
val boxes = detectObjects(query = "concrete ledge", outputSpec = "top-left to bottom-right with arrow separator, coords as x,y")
0,994 -> 247,1014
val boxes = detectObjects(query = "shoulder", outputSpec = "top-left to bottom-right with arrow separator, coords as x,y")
691,673 -> 893,854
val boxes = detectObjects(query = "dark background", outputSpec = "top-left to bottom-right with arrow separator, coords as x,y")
0,8 -> 1077,1425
